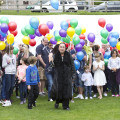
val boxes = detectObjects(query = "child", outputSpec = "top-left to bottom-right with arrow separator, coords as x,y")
81,65 -> 93,100
93,53 -> 107,99
17,58 -> 28,104
26,56 -> 40,109
108,49 -> 120,97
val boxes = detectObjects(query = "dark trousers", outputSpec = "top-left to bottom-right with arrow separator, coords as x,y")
19,82 -> 27,101
84,86 -> 92,97
110,71 -> 119,95
28,85 -> 39,107
56,99 -> 69,109
5,74 -> 15,100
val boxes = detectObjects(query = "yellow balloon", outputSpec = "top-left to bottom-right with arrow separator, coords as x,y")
22,36 -> 30,45
57,41 -> 62,44
116,42 -> 120,50
81,27 -> 86,34
37,17 -> 40,24
67,27 -> 75,38
7,34 -> 14,45
0,41 -> 6,50
46,34 -> 53,41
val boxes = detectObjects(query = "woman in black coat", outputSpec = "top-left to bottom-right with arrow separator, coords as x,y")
51,43 -> 76,110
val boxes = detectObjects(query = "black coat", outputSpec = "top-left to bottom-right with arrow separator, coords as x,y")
51,51 -> 76,101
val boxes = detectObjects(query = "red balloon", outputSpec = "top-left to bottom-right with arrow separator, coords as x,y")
8,22 -> 17,31
38,24 -> 49,36
79,34 -> 85,40
10,30 -> 18,37
110,46 -> 116,51
98,18 -> 106,28
66,19 -> 71,27
99,48 -> 105,55
29,39 -> 36,46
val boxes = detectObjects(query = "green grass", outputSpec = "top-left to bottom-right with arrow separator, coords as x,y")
0,10 -> 120,15
0,92 -> 120,120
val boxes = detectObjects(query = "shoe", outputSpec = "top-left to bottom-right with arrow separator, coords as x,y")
23,98 -> 26,104
48,99 -> 53,102
20,101 -> 24,104
116,94 -> 119,97
0,100 -> 2,104
85,97 -> 88,100
112,95 -> 115,97
16,96 -> 20,99
63,108 -> 70,110
80,95 -> 84,99
39,92 -> 45,96
74,94 -> 80,99
42,92 -> 47,95
90,97 -> 93,99
54,103 -> 59,109
32,102 -> 36,107
2,100 -> 11,107
71,100 -> 74,103
28,104 -> 32,109
104,93 -> 108,97
93,94 -> 97,98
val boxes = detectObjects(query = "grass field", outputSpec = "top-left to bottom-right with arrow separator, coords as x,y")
0,92 -> 120,120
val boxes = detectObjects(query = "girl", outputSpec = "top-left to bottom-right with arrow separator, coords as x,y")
17,57 -> 28,104
108,49 -> 120,97
93,53 -> 107,99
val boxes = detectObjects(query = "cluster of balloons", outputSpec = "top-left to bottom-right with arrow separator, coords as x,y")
0,16 -> 18,51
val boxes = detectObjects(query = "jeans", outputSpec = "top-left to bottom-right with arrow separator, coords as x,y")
84,86 -> 92,97
19,82 -> 27,101
0,78 -> 2,100
1,73 -> 6,99
5,74 -> 15,100
45,71 -> 53,99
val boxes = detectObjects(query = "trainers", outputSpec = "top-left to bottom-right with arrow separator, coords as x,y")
55,103 -> 59,109
85,97 -> 88,100
16,96 -> 20,99
93,94 -> 97,98
2,100 -> 11,107
104,93 -> 108,97
20,101 -> 24,104
80,95 -> 84,99
71,100 -> 75,103
112,95 -> 115,97
48,99 -> 53,102
116,94 -> 119,97
74,94 -> 81,99
32,102 -> 36,107
23,98 -> 26,104
39,92 -> 45,96
90,97 -> 93,99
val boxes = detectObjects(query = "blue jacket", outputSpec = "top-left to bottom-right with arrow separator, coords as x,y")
26,65 -> 40,85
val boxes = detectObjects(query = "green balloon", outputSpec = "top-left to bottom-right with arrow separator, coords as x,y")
73,36 -> 80,45
13,47 -> 18,55
0,16 -> 9,24
100,29 -> 108,39
70,19 -> 78,28
104,59 -> 108,66
21,27 -> 28,36
55,33 -> 61,42
75,26 -> 82,35
62,35 -> 70,43
101,38 -> 108,44
25,25 -> 35,35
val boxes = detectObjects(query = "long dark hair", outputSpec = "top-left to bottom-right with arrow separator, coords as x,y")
111,49 -> 118,57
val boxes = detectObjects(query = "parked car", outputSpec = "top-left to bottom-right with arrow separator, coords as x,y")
76,1 -> 88,10
31,0 -> 78,12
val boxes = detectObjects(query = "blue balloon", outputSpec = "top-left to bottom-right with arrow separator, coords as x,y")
54,30 -> 59,36
29,17 -> 39,29
0,30 -> 7,37
74,60 -> 80,70
76,51 -> 84,61
109,37 -> 117,47
104,51 -> 111,59
110,32 -> 119,39
60,21 -> 68,31
50,0 -> 59,10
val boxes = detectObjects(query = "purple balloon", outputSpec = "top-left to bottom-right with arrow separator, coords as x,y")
1,23 -> 8,33
75,44 -> 83,52
80,39 -> 85,46
106,24 -> 113,32
87,33 -> 95,43
47,21 -> 54,30
29,34 -> 36,39
50,37 -> 57,44
107,35 -> 111,42
59,29 -> 67,37
35,29 -> 42,37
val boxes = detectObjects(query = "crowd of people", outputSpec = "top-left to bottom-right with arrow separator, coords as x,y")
0,37 -> 120,110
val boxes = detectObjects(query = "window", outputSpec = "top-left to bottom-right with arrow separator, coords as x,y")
23,1 -> 29,5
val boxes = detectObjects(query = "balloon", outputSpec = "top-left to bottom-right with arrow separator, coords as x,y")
47,21 -> 54,30
81,27 -> 86,34
62,35 -> 70,43
109,37 -> 117,47
116,42 -> 120,51
110,32 -> 119,39
39,24 -> 49,36
106,24 -> 113,32
25,25 -> 35,35
70,19 -> 78,28
67,27 -> 75,38
73,36 -> 80,45
99,48 -> 105,55
7,34 -> 14,45
22,36 -> 30,45
35,29 -> 42,37
98,18 -> 106,28
10,30 -> 18,37
87,33 -> 95,42
66,19 -> 71,27
104,51 -> 111,59
59,29 -> 67,37
100,29 -> 108,39
50,0 -> 59,10
29,34 -> 36,39
54,30 -> 59,36
75,26 -> 82,35
0,17 -> 9,24
0,30 -> 7,37
107,35 -> 111,42
60,21 -> 68,31
110,46 -> 116,51
57,41 -> 62,44
13,47 -> 18,55
74,60 -> 80,70
29,17 -> 39,29
80,39 -> 85,46
104,59 -> 108,66
50,37 -> 57,44
8,22 -> 17,32
0,41 -> 6,50
101,38 -> 108,44
75,44 -> 82,52
55,33 -> 61,41
46,34 -> 53,41
29,39 -> 36,46
79,34 -> 85,40
76,51 -> 84,61
21,27 -> 28,36
1,23 -> 8,33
